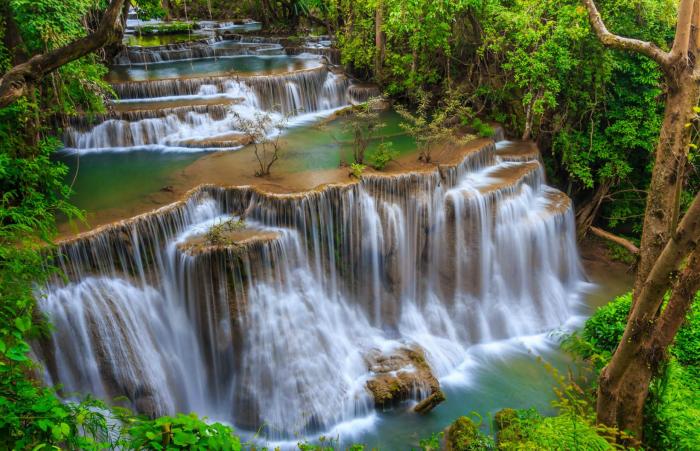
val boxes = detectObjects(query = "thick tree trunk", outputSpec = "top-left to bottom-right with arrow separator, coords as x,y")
634,74 -> 700,299
596,185 -> 700,441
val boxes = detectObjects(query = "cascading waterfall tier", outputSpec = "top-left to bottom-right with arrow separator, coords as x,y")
65,64 -> 366,152
36,140 -> 585,440
114,37 -> 286,65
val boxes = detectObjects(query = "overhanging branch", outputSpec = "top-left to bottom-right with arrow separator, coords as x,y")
581,0 -> 672,68
0,0 -> 126,108
589,226 -> 640,256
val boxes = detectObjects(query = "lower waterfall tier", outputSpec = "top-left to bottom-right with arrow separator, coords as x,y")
36,141 -> 584,440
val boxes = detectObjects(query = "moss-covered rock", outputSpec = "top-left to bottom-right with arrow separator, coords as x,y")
444,416 -> 480,451
494,408 -> 517,432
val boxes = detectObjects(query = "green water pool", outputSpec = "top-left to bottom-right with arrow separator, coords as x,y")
108,55 -> 321,82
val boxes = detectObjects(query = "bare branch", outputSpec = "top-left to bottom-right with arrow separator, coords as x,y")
0,0 -> 126,108
589,226 -> 640,255
581,0 -> 672,68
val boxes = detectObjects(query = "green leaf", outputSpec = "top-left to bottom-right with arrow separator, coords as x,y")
15,316 -> 32,333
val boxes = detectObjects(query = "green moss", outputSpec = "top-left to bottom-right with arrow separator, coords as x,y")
446,416 -> 480,451
494,408 -> 518,432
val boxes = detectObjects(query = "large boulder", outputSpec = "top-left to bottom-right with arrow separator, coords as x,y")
364,346 -> 445,413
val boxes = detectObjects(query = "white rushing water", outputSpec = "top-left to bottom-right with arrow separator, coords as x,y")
64,48 -> 374,154
37,142 -> 585,443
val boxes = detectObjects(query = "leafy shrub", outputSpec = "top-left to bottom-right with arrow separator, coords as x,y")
369,141 -> 397,170
496,408 -> 612,450
140,22 -> 196,35
470,118 -> 495,138
205,218 -> 246,246
122,413 -> 241,450
644,361 -> 700,450
418,431 -> 443,451
581,292 -> 632,356
350,162 -> 366,178
606,241 -> 638,265
672,293 -> 700,367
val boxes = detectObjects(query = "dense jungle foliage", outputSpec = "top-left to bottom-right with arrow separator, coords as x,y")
1,0 -> 698,449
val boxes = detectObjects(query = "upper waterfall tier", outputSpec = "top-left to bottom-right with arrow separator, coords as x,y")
37,140 -> 585,440
64,65 -> 364,152
115,34 -> 340,65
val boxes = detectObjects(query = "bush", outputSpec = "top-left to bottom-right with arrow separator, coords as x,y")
496,408 -> 612,450
122,413 -> 241,450
672,293 -> 700,367
469,118 -> 495,138
350,162 -> 366,178
139,22 -> 196,35
644,360 -> 700,450
581,292 -> 632,356
369,141 -> 397,170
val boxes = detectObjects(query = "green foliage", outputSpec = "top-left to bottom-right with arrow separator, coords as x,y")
332,0 -> 683,236
139,21 -> 196,35
581,292 -> 632,356
343,100 -> 385,165
496,409 -> 613,450
368,141 -> 397,170
568,291 -> 700,368
395,89 -> 455,163
672,297 -> 700,367
418,431 -> 443,451
134,0 -> 167,20
444,415 -> 496,450
562,290 -> 700,450
205,218 -> 247,246
122,412 -> 242,450
606,241 -> 638,265
350,162 -> 366,178
644,361 -> 700,451
468,118 -> 495,138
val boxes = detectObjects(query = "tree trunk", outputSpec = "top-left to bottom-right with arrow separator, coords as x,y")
596,185 -> 700,442
374,0 -> 385,79
634,73 -> 700,300
575,179 -> 611,240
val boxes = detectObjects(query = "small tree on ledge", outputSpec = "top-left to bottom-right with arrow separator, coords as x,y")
395,89 -> 455,163
233,111 -> 288,177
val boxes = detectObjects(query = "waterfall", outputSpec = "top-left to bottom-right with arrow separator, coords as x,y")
65,66 -> 356,152
36,141 -> 585,440
114,38 -> 286,65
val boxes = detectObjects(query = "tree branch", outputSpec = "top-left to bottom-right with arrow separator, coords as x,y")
581,0 -> 672,68
589,226 -> 640,255
651,248 -> 700,352
0,0 -> 126,108
603,189 -> 700,386
670,0 -> 695,62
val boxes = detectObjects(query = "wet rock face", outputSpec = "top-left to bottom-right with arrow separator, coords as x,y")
364,346 -> 444,412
